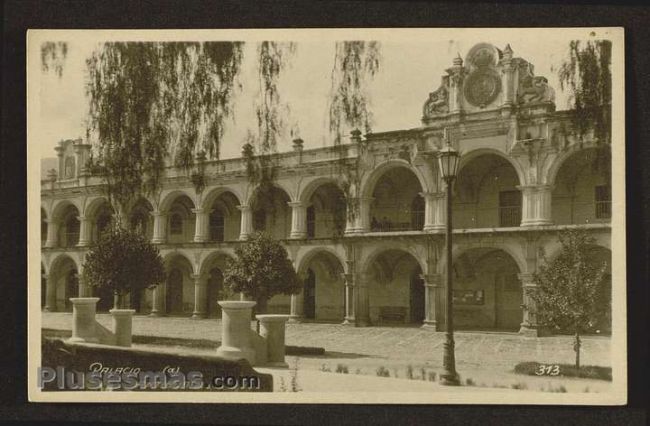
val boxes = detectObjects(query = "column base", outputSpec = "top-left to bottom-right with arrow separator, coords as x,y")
341,317 -> 355,325
520,219 -> 553,227
421,321 -> 439,330
289,232 -> 307,240
287,315 -> 303,324
149,311 -> 164,317
423,225 -> 445,233
193,237 -> 209,243
191,312 -> 207,319
43,306 -> 56,313
519,323 -> 549,337
439,372 -> 461,386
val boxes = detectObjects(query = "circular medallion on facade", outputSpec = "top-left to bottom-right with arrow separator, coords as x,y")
464,69 -> 501,107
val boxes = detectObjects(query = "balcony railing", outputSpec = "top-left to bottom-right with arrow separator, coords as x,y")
499,206 -> 522,227
370,211 -> 424,232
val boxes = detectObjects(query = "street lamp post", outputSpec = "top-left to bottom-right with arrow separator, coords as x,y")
437,132 -> 461,386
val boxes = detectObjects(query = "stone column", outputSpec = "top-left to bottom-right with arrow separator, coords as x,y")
192,208 -> 209,243
422,274 -> 441,329
519,185 -> 553,227
357,197 -> 373,233
256,314 -> 290,367
150,285 -> 164,316
44,274 -> 57,312
341,273 -> 356,325
288,292 -> 303,323
519,272 -> 541,336
237,204 -> 253,240
288,201 -> 308,239
77,215 -> 91,247
69,297 -> 100,343
151,211 -> 167,244
77,274 -> 89,298
216,301 -> 256,364
422,192 -> 446,232
192,274 -> 207,319
44,220 -> 59,248
355,272 -> 371,327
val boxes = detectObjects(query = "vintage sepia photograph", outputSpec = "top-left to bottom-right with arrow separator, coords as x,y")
27,28 -> 625,404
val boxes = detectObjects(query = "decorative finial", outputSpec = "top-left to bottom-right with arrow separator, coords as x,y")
453,53 -> 463,67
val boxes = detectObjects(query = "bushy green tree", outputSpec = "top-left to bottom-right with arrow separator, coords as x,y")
84,225 -> 165,309
530,229 -> 608,371
223,232 -> 301,314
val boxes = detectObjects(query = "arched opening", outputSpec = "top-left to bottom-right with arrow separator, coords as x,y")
292,250 -> 345,321
56,204 -> 80,247
552,148 -> 611,225
452,248 -> 522,331
454,154 -> 521,228
50,256 -> 78,312
130,198 -> 154,240
251,185 -> 291,240
164,254 -> 194,316
208,192 -> 241,242
41,209 -> 48,246
369,167 -> 424,232
199,252 -> 233,317
306,183 -> 347,238
166,195 -> 196,243
91,202 -> 114,243
207,268 -> 224,317
366,249 -> 424,325
303,269 -> 316,319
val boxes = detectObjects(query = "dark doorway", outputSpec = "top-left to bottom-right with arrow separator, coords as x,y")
306,206 -> 315,238
303,269 -> 316,319
166,268 -> 184,315
207,268 -> 224,317
64,270 -> 78,311
409,273 -> 425,323
131,288 -> 144,313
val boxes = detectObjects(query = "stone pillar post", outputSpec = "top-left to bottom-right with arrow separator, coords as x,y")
192,274 -> 207,319
288,201 -> 307,239
519,185 -> 553,227
422,273 -> 441,329
216,301 -> 256,364
519,272 -> 541,336
288,292 -> 303,323
151,211 -> 167,244
237,205 -> 253,240
69,297 -> 100,343
77,215 -> 91,247
340,273 -> 356,325
422,192 -> 446,232
192,208 -> 209,243
501,44 -> 515,109
256,314 -> 290,367
44,220 -> 59,248
355,272 -> 371,327
44,274 -> 57,312
150,285 -> 164,316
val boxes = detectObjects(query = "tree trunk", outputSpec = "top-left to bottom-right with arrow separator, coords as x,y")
574,327 -> 581,373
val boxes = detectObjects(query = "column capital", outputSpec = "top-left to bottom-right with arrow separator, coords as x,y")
76,215 -> 87,222
420,191 -> 445,200
420,273 -> 442,287
191,208 -> 206,215
237,204 -> 251,212
287,201 -> 305,208
516,184 -> 554,192
151,210 -> 167,218
518,272 -> 535,284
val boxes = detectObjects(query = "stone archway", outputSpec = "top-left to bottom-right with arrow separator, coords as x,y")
368,166 -> 425,232
452,247 -> 523,331
163,254 -> 194,316
48,255 -> 79,312
250,185 -> 292,240
364,249 -> 425,325
454,153 -> 522,229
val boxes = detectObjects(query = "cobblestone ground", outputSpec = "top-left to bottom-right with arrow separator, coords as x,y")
42,312 -> 613,392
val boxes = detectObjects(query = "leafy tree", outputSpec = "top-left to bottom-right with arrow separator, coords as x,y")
557,39 -> 612,145
41,41 -> 68,77
85,42 -> 243,212
223,232 -> 301,314
529,229 -> 609,371
84,224 -> 165,309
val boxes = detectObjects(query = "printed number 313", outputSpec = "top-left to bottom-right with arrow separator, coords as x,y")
535,364 -> 560,376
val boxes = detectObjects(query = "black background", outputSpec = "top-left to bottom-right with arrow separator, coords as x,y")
1,1 -> 648,424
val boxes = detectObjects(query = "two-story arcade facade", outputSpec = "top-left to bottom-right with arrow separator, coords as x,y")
40,43 -> 612,336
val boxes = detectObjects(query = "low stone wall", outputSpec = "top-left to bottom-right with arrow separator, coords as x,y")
41,337 -> 273,392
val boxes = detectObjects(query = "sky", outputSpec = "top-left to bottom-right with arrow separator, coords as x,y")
31,28 -> 596,164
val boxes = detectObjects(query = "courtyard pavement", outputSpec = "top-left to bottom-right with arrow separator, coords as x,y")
41,312 -> 613,393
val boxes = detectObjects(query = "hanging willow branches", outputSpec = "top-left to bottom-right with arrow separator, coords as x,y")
41,42 -> 68,77
85,41 -> 243,211
327,41 -> 381,221
558,40 -> 612,144
328,41 -> 381,146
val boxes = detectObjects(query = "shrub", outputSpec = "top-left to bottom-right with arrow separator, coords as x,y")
420,368 -> 427,381
376,366 -> 390,377
336,364 -> 349,374
428,372 -> 436,382
319,364 -> 331,373
465,378 -> 476,386
511,382 -> 528,390
406,365 -> 414,380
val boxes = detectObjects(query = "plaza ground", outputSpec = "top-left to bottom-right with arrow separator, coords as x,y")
41,312 -> 612,393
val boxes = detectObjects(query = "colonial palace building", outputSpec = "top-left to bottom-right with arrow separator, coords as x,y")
40,43 -> 612,336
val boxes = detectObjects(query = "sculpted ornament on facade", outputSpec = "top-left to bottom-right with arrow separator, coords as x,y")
423,82 -> 449,117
